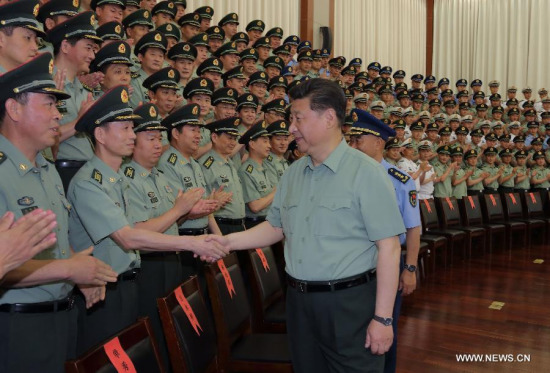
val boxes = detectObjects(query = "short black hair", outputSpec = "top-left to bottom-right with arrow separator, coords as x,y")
53,37 -> 80,56
0,92 -> 30,127
288,78 -> 346,126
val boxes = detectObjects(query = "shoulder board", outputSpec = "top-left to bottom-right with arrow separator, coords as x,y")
82,83 -> 95,92
131,72 -> 140,79
202,156 -> 214,169
388,167 -> 410,184
0,151 -> 6,165
124,166 -> 135,179
267,155 -> 273,162
168,153 -> 177,165
246,164 -> 254,174
92,168 -> 103,184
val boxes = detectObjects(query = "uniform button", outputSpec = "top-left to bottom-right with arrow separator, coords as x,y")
61,250 -> 66,255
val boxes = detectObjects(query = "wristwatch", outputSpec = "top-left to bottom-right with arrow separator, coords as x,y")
373,315 -> 393,326
404,264 -> 417,273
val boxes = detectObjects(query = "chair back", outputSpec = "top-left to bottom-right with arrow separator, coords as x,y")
524,191 -> 545,219
156,277 -> 218,373
65,317 -> 164,373
436,197 -> 462,228
249,247 -> 283,310
502,192 -> 523,220
205,253 -> 252,363
481,193 -> 504,222
458,195 -> 483,226
419,198 -> 440,231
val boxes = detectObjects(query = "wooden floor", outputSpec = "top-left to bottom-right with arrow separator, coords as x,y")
397,241 -> 550,373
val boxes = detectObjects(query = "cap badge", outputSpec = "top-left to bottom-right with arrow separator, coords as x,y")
115,24 -> 122,34
73,0 -> 79,7
280,122 -> 286,128
48,59 -> 54,75
166,24 -> 172,31
250,48 -> 255,53
213,59 -> 219,66
149,105 -> 157,117
143,11 -> 149,18
168,69 -> 175,78
118,43 -> 126,53
352,112 -> 358,122
232,14 -> 237,19
121,89 -> 129,103
261,121 -> 267,128
168,2 -> 174,8
192,105 -> 199,115
228,89 -> 233,96
200,79 -> 207,87
154,33 -> 162,41
206,7 -> 211,13
90,14 -> 96,25
33,4 -> 39,17
202,34 -> 207,41
194,14 -> 199,20
247,95 -> 253,101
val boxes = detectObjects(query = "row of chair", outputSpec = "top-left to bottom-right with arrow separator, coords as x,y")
418,191 -> 550,274
65,247 -> 291,373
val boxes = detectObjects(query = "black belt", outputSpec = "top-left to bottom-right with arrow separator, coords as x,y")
55,160 -> 86,168
142,251 -> 179,258
178,227 -> 208,236
287,271 -> 376,293
533,187 -> 550,191
215,217 -> 244,226
514,189 -> 530,193
0,296 -> 75,313
118,268 -> 141,281
245,216 -> 266,223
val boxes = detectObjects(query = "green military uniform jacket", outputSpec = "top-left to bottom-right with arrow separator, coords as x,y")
452,167 -> 467,199
57,75 -> 95,161
0,136 -> 73,303
264,151 -> 289,186
121,160 -> 179,237
157,146 -> 209,229
466,165 -> 484,192
198,149 -> 245,219
433,160 -> 452,197
481,163 -> 500,189
515,165 -> 530,190
266,139 -> 405,281
68,156 -> 140,274
500,164 -> 515,188
130,67 -> 150,109
239,158 -> 274,218
532,165 -> 550,188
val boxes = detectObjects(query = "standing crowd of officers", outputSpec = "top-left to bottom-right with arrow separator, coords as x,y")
0,0 -> 549,372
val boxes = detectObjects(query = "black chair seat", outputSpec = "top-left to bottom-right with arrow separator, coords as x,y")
454,226 -> 485,235
482,223 -> 506,231
264,298 -> 286,323
231,334 -> 291,362
428,229 -> 466,238
496,220 -> 526,229
421,235 -> 447,244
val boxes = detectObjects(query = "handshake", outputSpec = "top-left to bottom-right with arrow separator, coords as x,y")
190,234 -> 232,263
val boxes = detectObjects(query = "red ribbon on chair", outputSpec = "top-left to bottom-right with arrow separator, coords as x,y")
468,196 -> 475,209
174,287 -> 203,336
509,193 -> 517,205
489,194 -> 497,206
255,248 -> 270,272
103,337 -> 137,373
423,199 -> 432,213
217,260 -> 236,298
529,193 -> 536,204
445,197 -> 454,210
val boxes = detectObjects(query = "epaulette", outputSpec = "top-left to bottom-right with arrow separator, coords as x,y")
81,82 -> 97,92
246,164 -> 254,174
168,153 -> 177,165
0,151 -> 6,165
124,166 -> 135,179
388,167 -> 410,184
203,156 -> 214,169
92,169 -> 103,184
267,155 -> 273,162
131,72 -> 140,79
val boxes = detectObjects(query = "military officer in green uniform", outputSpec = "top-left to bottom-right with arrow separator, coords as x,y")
36,0 -> 80,56
530,150 -> 550,207
0,0 -> 46,73
89,40 -> 134,100
497,148 -> 517,192
209,79 -> 405,372
47,11 -> 103,189
129,30 -> 168,108
450,146 -> 470,199
433,145 -> 457,198
252,36 -> 271,71
264,120 -> 290,186
68,87 -> 228,354
182,77 -> 215,157
122,102 -> 203,370
514,150 -> 531,193
122,8 -> 154,63
464,149 -> 488,196
238,120 -> 276,229
199,117 -> 246,234
0,53 -> 117,373
481,147 -> 504,194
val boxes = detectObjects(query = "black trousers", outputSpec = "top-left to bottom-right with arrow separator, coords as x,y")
76,279 -> 138,355
0,306 -> 78,373
137,253 -> 183,372
286,279 -> 383,373
216,221 -> 245,235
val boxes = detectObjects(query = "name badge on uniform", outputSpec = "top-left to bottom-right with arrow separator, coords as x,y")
219,174 -> 229,183
183,176 -> 193,188
148,191 -> 158,204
